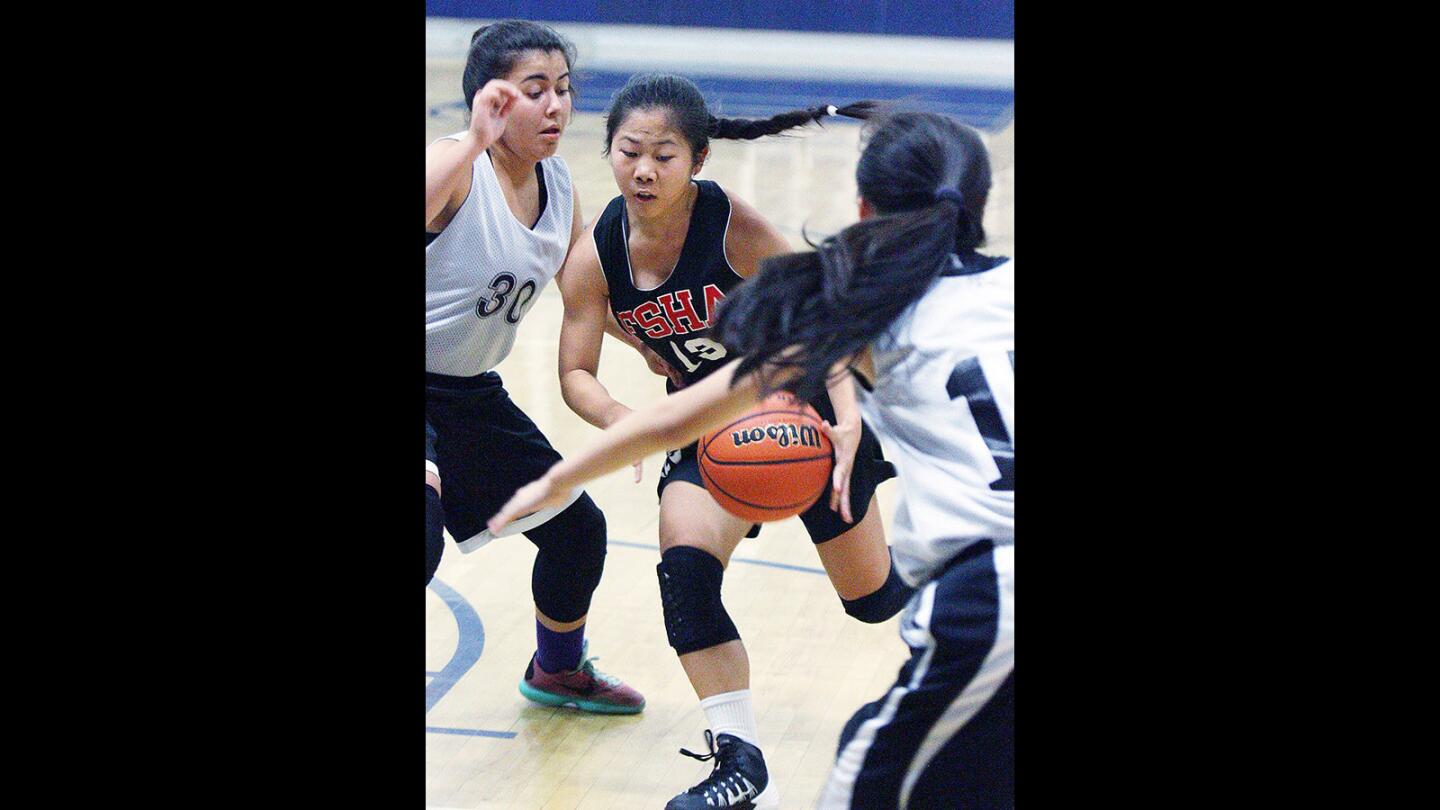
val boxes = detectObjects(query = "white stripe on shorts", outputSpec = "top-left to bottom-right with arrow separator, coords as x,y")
818,543 -> 1014,808
453,486 -> 585,554
817,583 -> 939,809
898,543 -> 1014,807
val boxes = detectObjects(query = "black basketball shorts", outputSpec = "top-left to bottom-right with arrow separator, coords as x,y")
425,419 -> 438,469
425,371 -> 583,552
821,540 -> 1014,808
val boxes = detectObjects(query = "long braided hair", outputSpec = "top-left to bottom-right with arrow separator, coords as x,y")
714,111 -> 993,401
601,72 -> 876,158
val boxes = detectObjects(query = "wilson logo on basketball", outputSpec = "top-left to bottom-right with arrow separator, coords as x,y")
731,422 -> 822,449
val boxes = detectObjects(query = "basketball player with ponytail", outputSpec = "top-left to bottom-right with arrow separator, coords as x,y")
552,73 -> 913,808
493,109 -> 1014,808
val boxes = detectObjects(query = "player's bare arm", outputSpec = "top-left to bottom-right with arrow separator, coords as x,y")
491,358 -> 766,533
560,197 -> 680,377
425,79 -> 522,230
720,189 -> 792,278
556,224 -> 634,430
821,367 -> 863,522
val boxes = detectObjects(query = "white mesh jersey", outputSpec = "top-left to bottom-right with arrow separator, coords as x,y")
858,254 -> 1014,587
426,136 -> 574,376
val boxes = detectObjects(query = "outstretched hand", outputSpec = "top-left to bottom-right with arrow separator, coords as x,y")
488,472 -> 571,535
821,418 -> 861,523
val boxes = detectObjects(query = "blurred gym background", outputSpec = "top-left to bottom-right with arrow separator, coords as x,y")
426,1 -> 1013,128
425,1 -> 1014,255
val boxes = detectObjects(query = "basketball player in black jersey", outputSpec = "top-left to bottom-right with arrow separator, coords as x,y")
554,73 -> 913,809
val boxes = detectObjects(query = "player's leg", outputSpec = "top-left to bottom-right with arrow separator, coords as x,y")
654,445 -> 777,808
425,419 -> 444,586
519,491 -> 644,713
800,416 -> 913,623
657,480 -> 753,700
425,373 -> 642,713
818,541 -> 1014,809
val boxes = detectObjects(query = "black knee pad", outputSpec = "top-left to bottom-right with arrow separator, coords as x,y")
526,494 -> 607,623
657,545 -> 741,655
425,484 -> 444,586
840,556 -> 915,623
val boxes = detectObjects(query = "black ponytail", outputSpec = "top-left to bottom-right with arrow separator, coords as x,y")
714,111 -> 993,401
603,72 -> 876,157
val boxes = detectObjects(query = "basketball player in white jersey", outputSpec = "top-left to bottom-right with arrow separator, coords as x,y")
490,109 -> 1014,807
425,20 -> 647,714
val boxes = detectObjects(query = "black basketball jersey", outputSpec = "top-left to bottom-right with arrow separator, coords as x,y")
593,180 -> 743,387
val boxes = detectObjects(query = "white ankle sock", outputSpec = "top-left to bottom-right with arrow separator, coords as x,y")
700,688 -> 760,748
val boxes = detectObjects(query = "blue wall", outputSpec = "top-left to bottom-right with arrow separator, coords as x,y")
425,1 -> 1014,40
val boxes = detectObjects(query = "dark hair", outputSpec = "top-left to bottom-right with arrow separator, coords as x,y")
714,111 -> 993,401
601,72 -> 876,158
462,20 -> 578,110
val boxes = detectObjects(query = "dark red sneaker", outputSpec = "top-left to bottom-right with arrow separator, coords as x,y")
518,644 -> 645,715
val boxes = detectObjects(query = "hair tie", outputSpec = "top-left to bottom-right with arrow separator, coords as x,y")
935,188 -> 964,206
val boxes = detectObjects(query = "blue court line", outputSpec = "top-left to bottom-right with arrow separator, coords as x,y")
426,577 -> 486,713
607,539 -> 828,575
425,726 -> 518,739
424,538 -> 822,741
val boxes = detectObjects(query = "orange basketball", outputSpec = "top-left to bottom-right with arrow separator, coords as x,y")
698,392 -> 834,523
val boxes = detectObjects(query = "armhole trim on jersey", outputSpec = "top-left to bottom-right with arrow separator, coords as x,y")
587,221 -> 611,301
426,148 -> 477,241
537,157 -> 574,233
850,365 -> 876,393
533,161 -> 549,228
718,188 -> 744,281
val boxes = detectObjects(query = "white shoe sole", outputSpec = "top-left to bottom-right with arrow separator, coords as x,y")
752,785 -> 780,809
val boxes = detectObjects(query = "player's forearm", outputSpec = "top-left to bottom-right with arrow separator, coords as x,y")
560,369 -> 633,429
545,361 -> 760,491
603,312 -> 637,346
825,364 -> 862,428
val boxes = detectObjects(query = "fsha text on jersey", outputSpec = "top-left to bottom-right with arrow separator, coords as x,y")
614,284 -> 726,339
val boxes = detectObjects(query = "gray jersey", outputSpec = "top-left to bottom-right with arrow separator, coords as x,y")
426,136 -> 574,376
858,255 -> 1015,587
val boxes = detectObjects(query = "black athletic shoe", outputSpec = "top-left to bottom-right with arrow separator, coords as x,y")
665,729 -> 774,809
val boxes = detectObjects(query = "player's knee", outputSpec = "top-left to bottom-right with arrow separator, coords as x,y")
656,545 -> 740,655
840,556 -> 915,623
425,484 -> 445,586
529,495 -> 608,623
